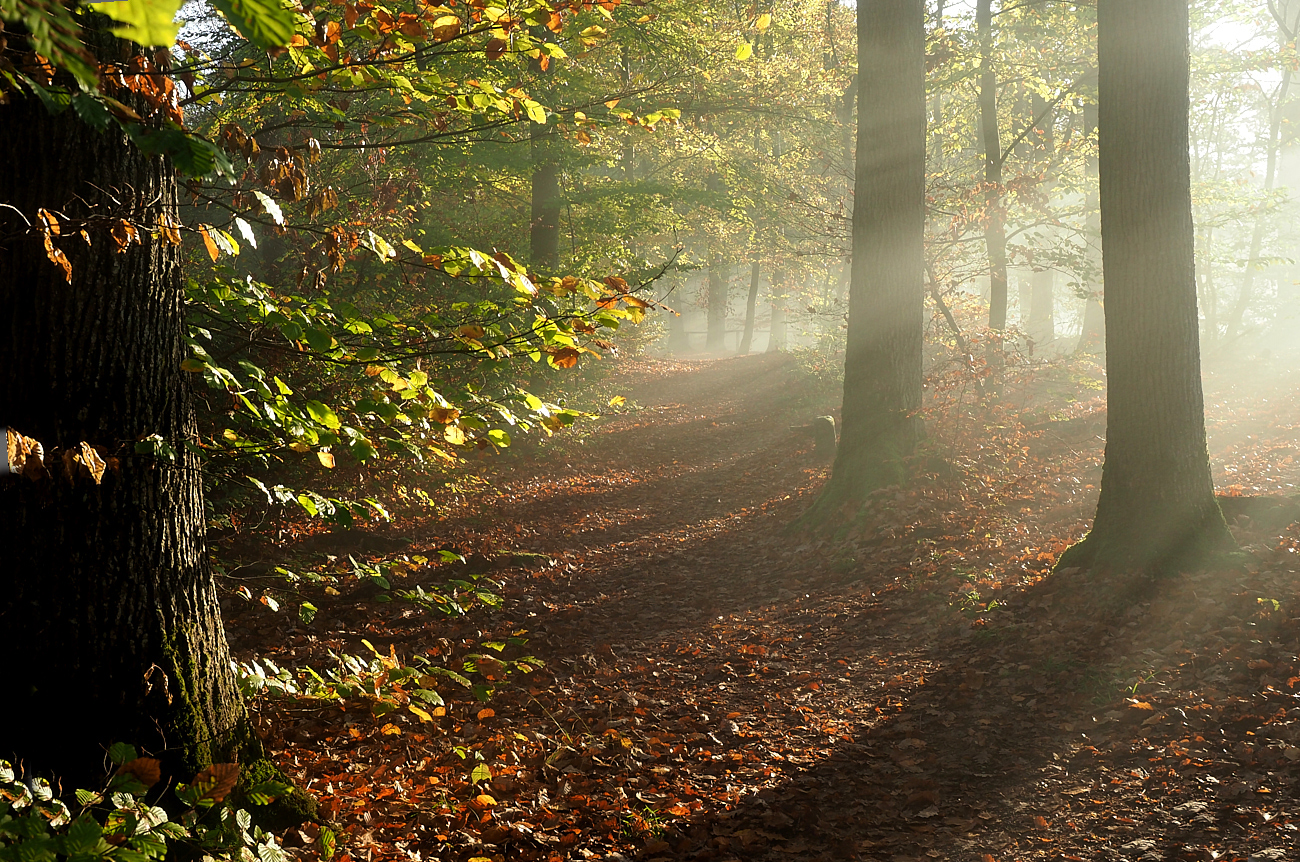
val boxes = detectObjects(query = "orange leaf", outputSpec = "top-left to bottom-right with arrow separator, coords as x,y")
477,707 -> 495,720
192,763 -> 240,804
117,757 -> 162,789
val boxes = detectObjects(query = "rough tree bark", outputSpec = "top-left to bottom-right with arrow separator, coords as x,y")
0,90 -> 252,783
804,0 -> 924,516
1056,0 -> 1234,573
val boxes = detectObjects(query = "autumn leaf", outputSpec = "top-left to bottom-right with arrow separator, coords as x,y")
317,451 -> 336,468
485,38 -> 507,60
198,226 -> 220,262
192,763 -> 240,805
116,757 -> 162,789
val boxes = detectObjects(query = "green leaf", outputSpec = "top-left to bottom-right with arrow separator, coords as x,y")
305,400 -> 341,430
469,763 -> 491,784
127,126 -> 234,179
253,191 -> 284,225
91,0 -> 185,47
298,602 -> 318,624
71,94 -> 113,130
209,0 -> 299,49
107,743 -> 137,766
526,101 -> 546,124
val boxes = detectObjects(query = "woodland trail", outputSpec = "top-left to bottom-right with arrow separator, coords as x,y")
230,354 -> 1300,862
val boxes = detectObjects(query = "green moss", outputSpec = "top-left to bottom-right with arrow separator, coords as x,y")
235,758 -> 319,832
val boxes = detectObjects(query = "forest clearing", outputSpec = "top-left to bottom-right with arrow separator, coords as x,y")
217,353 -> 1300,862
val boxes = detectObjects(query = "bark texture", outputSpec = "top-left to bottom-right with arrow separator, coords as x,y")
0,91 -> 248,782
1058,0 -> 1234,572
810,0 -> 925,511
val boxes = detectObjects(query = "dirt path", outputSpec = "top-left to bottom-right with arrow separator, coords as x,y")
231,354 -> 1300,862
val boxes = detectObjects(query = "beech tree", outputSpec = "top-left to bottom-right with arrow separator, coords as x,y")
808,0 -> 924,512
1056,0 -> 1234,572
0,27 -> 254,787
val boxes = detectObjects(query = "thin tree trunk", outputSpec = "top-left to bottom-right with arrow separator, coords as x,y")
705,174 -> 729,352
977,0 -> 1008,383
1226,63 -> 1291,341
766,270 -> 787,353
530,123 -> 561,268
0,88 -> 252,783
1058,0 -> 1233,573
739,260 -> 761,354
1076,98 -> 1105,353
1028,268 -> 1055,348
806,0 -> 925,514
1197,224 -> 1219,342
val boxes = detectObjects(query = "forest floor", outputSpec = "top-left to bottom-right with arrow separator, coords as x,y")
221,351 -> 1300,862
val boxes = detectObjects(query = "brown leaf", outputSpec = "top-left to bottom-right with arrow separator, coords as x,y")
192,763 -> 240,805
485,38 -> 508,60
78,441 -> 107,484
117,757 -> 162,789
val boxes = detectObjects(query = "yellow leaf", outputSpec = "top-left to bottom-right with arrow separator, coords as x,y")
735,41 -> 753,60
444,425 -> 467,445
317,451 -> 336,468
290,442 -> 310,453
605,98 -> 620,109
608,395 -> 626,407
456,324 -> 486,339
755,12 -> 771,30
409,704 -> 433,722
380,722 -> 402,735
470,793 -> 496,809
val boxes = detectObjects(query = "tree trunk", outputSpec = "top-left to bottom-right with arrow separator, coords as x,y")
1197,224 -> 1219,342
1226,62 -> 1291,342
739,260 -> 761,354
1057,0 -> 1233,573
530,123 -> 561,268
977,0 -> 1008,383
766,270 -> 787,353
807,0 -> 924,512
1028,267 -> 1055,348
1076,98 -> 1106,353
705,174 -> 729,352
0,91 -> 250,783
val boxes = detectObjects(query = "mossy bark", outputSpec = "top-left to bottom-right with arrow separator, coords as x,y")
0,83 -> 248,785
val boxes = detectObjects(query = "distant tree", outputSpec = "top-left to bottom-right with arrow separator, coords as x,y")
806,0 -> 925,515
1056,0 -> 1234,572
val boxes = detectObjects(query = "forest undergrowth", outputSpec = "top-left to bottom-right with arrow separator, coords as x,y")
217,351 -> 1300,862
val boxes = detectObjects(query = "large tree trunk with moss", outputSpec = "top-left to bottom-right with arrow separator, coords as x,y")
0,90 -> 250,784
807,0 -> 924,515
1057,0 -> 1234,573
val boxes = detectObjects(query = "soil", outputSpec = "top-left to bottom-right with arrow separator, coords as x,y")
222,352 -> 1300,862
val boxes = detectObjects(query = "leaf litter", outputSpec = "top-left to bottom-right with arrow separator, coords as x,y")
219,352 -> 1300,862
